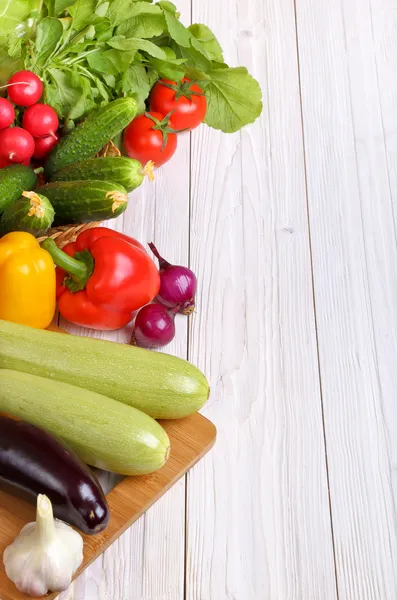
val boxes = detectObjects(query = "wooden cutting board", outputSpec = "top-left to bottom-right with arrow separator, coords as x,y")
0,412 -> 216,600
0,325 -> 216,600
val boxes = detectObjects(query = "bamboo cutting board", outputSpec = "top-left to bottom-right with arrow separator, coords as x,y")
0,412 -> 216,600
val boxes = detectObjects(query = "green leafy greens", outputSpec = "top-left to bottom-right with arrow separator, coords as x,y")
0,0 -> 262,133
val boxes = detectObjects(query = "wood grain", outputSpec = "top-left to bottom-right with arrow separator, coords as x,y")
185,0 -> 337,598
0,413 -> 216,600
295,0 -> 397,597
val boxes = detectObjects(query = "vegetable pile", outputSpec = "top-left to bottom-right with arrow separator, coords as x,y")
0,0 -> 262,134
0,1 -> 260,594
0,316 -> 210,595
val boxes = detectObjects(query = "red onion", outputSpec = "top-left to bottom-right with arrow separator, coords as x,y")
148,243 -> 197,314
131,303 -> 176,349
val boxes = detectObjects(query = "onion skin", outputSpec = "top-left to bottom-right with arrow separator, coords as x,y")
0,416 -> 109,534
148,242 -> 197,314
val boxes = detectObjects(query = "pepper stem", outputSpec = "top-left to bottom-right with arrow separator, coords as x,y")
36,495 -> 56,545
41,238 -> 93,290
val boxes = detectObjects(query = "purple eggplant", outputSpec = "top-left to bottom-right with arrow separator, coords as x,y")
0,416 -> 109,534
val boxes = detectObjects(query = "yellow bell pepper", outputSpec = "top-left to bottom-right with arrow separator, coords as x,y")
0,232 -> 56,329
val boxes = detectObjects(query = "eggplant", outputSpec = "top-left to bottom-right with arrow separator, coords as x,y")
0,416 -> 109,534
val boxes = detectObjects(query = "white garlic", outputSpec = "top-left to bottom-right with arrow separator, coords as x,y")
3,494 -> 84,597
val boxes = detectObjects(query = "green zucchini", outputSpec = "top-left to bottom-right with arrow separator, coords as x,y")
51,156 -> 154,192
0,320 -> 210,419
36,180 -> 128,225
0,369 -> 170,476
44,98 -> 138,178
0,191 -> 54,236
0,164 -> 38,214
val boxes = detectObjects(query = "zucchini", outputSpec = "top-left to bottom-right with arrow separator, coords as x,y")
51,156 -> 154,192
44,98 -> 138,178
0,369 -> 170,476
36,180 -> 128,225
0,191 -> 54,236
0,164 -> 38,214
0,320 -> 210,419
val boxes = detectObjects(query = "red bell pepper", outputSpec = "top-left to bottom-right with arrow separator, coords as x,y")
42,227 -> 160,330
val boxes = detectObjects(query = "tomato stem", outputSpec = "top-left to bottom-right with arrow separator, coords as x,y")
145,111 -> 187,151
159,79 -> 205,100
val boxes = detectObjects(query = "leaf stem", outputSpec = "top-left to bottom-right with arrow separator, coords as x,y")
62,48 -> 101,66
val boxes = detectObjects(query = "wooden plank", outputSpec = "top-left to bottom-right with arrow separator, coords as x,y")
185,0 -> 337,598
0,414 -> 216,600
295,0 -> 397,597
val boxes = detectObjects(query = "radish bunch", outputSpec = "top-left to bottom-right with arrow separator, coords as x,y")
0,71 -> 60,168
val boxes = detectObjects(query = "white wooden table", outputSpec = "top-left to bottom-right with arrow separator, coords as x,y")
60,0 -> 397,597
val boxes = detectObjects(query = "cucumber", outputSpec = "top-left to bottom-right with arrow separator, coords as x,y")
36,180 -> 128,225
0,191 -> 54,236
0,369 -> 170,476
51,156 -> 153,192
0,320 -> 210,419
0,165 -> 38,213
44,98 -> 138,178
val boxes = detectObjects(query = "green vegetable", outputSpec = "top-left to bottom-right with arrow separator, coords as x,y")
0,369 -> 170,475
36,180 -> 128,225
201,67 -> 263,133
0,319 -> 210,419
0,165 -> 38,214
52,156 -> 153,192
0,1 -> 262,133
44,97 -> 137,177
0,191 -> 54,236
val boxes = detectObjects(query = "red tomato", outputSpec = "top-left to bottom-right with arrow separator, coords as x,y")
149,78 -> 206,131
124,112 -> 177,167
7,70 -> 43,107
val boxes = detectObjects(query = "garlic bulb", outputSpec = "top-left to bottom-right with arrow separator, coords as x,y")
3,494 -> 84,597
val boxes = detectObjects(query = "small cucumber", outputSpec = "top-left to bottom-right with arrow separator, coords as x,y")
0,165 -> 38,213
52,156 -> 154,192
44,98 -> 138,178
0,191 -> 54,236
36,180 -> 128,225
0,369 -> 170,476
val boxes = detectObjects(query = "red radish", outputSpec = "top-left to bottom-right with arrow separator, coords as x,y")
7,71 -> 43,107
0,156 -> 12,168
22,104 -> 59,138
0,98 -> 15,129
33,132 -> 60,159
0,127 -> 35,164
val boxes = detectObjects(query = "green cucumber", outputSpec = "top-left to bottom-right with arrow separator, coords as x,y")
0,369 -> 170,475
44,98 -> 138,178
0,320 -> 210,419
0,191 -> 54,236
36,180 -> 128,225
0,165 -> 38,214
51,156 -> 154,192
